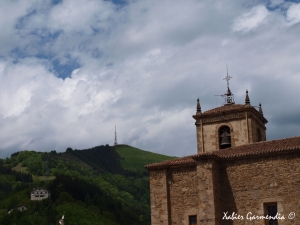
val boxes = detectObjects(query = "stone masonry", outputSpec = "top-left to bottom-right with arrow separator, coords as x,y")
146,89 -> 299,225
193,103 -> 267,154
147,142 -> 300,225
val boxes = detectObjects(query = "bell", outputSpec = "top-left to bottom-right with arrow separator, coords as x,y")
220,136 -> 231,146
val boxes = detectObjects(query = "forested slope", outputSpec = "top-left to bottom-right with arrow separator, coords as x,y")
0,145 -> 175,225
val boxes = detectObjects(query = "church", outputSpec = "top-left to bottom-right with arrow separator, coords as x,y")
145,75 -> 300,225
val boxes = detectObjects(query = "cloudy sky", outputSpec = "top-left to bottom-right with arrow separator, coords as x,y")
0,0 -> 300,159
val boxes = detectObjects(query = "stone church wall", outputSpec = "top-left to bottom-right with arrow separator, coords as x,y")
169,166 -> 198,225
149,169 -> 170,225
219,153 -> 300,225
149,152 -> 300,225
196,160 -> 221,225
149,166 -> 199,225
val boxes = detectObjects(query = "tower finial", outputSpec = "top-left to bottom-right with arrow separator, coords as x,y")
259,103 -> 263,115
224,65 -> 232,90
222,65 -> 234,104
114,126 -> 118,146
196,98 -> 202,114
245,89 -> 250,105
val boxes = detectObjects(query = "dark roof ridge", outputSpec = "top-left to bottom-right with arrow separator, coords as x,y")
213,136 -> 300,159
145,136 -> 300,170
195,103 -> 266,119
145,155 -> 196,169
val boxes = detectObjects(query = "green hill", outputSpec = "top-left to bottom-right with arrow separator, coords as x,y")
0,144 -> 175,225
115,144 -> 176,172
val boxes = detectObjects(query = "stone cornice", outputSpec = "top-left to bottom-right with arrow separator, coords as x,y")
193,104 -> 268,125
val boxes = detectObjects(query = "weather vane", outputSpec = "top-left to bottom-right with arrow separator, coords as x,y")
215,65 -> 235,105
223,65 -> 232,90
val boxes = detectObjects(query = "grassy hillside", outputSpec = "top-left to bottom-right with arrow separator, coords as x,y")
12,163 -> 55,182
115,145 -> 176,172
0,144 -> 176,225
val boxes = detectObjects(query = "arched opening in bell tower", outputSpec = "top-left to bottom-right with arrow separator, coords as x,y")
219,126 -> 231,149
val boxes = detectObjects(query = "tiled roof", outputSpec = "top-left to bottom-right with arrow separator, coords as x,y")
145,155 -> 196,169
212,136 -> 300,159
201,104 -> 252,116
145,136 -> 300,169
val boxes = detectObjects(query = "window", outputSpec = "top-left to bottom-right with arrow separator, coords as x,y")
219,126 -> 231,149
264,203 -> 278,225
189,215 -> 197,225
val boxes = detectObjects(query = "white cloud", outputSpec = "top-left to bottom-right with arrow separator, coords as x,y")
0,0 -> 39,54
0,0 -> 300,159
48,0 -> 114,34
233,5 -> 269,32
286,3 -> 300,25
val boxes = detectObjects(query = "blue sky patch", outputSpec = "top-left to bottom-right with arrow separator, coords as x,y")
52,58 -> 81,79
106,0 -> 127,6
51,0 -> 63,5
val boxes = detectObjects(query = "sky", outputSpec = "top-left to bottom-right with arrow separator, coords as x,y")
0,0 -> 300,159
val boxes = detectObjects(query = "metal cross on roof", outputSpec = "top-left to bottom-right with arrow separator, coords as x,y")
223,65 -> 232,89
215,66 -> 235,105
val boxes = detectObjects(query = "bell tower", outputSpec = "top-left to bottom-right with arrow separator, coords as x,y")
192,73 -> 268,154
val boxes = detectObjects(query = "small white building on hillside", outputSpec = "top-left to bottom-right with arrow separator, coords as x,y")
30,187 -> 50,201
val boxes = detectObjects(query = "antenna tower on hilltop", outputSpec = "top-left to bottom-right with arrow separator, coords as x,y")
114,126 -> 118,146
